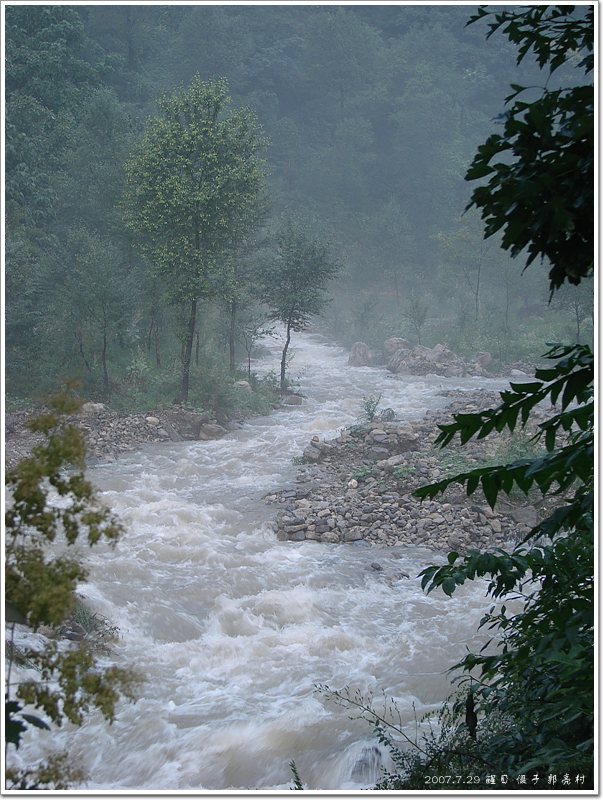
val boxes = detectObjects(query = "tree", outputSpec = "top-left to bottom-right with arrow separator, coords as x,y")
322,6 -> 594,789
389,5 -> 594,787
5,390 -> 138,789
259,220 -> 340,391
465,6 -> 594,293
124,75 -> 267,404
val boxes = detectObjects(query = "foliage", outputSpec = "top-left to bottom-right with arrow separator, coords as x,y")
387,5 -> 594,787
6,5 -> 592,403
258,219 -> 340,390
465,6 -> 594,293
5,390 -> 139,788
411,348 -> 593,781
360,394 -> 382,422
289,760 -> 305,790
124,74 -> 268,403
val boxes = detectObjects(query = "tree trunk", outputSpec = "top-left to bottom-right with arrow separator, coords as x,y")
101,314 -> 110,399
175,298 -> 197,404
474,261 -> 481,322
75,330 -> 92,373
229,299 -> 237,374
154,313 -> 161,368
280,319 -> 292,393
146,314 -> 155,358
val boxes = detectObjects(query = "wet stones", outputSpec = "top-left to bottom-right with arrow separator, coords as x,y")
4,404 -> 232,469
269,391 -> 547,553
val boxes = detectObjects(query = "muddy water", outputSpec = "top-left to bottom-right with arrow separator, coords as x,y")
14,333 -> 510,790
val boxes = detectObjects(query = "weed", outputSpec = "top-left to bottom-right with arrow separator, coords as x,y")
361,394 -> 383,422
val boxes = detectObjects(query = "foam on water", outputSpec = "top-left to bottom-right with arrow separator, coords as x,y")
11,331 -> 512,790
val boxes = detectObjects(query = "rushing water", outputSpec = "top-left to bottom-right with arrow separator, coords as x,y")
12,332 -> 512,791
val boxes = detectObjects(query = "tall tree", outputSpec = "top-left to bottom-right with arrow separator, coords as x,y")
259,220 -> 340,391
124,75 -> 268,403
381,6 -> 594,788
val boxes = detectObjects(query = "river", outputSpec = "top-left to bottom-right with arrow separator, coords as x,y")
13,332 -> 511,791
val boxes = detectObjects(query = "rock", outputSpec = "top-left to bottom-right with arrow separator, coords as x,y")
321,531 -> 340,543
282,393 -> 303,406
348,342 -> 374,367
198,423 -> 228,440
145,416 -> 160,426
347,478 -> 358,489
79,402 -> 106,416
303,446 -> 322,462
475,351 -> 492,368
387,349 -> 411,374
235,380 -> 252,392
370,562 -> 383,571
384,337 -> 411,355
510,368 -> 529,378
508,506 -> 538,528
164,409 -> 211,439
379,408 -> 396,421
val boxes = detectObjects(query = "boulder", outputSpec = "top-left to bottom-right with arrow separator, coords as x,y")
387,349 -> 410,374
198,423 -> 228,440
282,393 -> 303,406
163,409 -> 211,440
303,446 -> 322,462
384,337 -> 411,355
348,341 -> 374,367
234,380 -> 252,392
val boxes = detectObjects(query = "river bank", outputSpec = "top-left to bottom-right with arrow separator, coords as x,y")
6,382 -> 549,556
266,389 -> 550,553
4,332 -> 549,791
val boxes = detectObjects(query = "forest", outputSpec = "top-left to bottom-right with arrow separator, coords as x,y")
4,3 -> 594,794
6,3 -> 593,412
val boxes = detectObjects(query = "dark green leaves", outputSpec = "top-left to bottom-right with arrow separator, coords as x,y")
465,8 -> 594,294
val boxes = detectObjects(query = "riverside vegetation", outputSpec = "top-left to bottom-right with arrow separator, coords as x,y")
5,3 -> 594,791
6,5 -> 593,414
309,6 -> 593,790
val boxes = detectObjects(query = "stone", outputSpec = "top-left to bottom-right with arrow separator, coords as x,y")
370,562 -> 383,571
79,402 -> 106,416
145,416 -> 160,426
282,393 -> 303,406
347,478 -> 358,489
508,506 -> 538,527
383,337 -> 410,355
164,409 -> 210,439
198,423 -> 228,440
348,341 -> 374,367
321,531 -> 340,543
235,380 -> 253,392
303,446 -> 322,462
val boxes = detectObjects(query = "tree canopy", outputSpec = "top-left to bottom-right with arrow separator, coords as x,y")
124,74 -> 267,402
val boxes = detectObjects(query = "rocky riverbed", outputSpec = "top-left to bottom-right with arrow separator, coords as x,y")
265,390 -> 550,553
5,385 -> 550,557
4,403 -> 238,471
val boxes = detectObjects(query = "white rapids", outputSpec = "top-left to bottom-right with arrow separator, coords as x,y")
11,331 -> 512,791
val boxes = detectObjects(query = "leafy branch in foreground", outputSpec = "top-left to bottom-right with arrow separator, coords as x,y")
415,343 -> 593,513
412,341 -> 594,781
465,6 -> 593,294
5,389 -> 139,789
